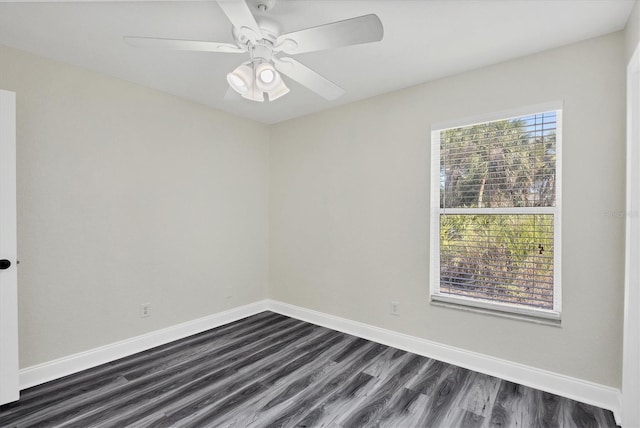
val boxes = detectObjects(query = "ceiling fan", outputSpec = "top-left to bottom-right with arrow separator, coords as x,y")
124,0 -> 384,102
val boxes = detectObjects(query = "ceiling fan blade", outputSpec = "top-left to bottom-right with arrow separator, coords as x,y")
274,57 -> 345,100
217,0 -> 262,42
275,14 -> 383,55
124,36 -> 245,53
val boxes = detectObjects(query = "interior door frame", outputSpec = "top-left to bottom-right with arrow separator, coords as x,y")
0,89 -> 18,405
622,41 -> 640,428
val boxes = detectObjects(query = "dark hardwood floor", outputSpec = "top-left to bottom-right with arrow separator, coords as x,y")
0,311 -> 618,427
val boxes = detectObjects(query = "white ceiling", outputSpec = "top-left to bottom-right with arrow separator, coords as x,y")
0,0 -> 634,124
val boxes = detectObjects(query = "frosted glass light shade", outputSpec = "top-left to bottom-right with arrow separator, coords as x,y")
226,63 -> 253,94
267,79 -> 289,101
255,62 -> 280,92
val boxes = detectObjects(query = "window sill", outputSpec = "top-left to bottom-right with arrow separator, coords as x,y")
430,295 -> 562,327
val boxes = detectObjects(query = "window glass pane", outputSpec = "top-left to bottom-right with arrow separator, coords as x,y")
439,214 -> 554,310
440,112 -> 557,209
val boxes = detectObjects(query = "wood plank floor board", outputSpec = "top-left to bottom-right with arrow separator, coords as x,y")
288,371 -> 377,428
376,386 -> 425,427
118,314 -> 298,381
0,312 -> 618,428
282,346 -> 407,428
439,371 -> 500,428
243,343 -> 386,428
159,331 -> 350,427
532,390 -> 562,428
459,372 -> 502,419
488,380 -> 532,427
11,320 -> 317,427
74,324 -> 329,428
211,330 -> 346,426
336,353 -> 429,427
417,364 -> 474,427
405,358 -> 450,396
362,348 -> 409,378
135,328 -> 342,427
204,360 -> 339,427
0,312 -> 289,423
215,335 -> 364,426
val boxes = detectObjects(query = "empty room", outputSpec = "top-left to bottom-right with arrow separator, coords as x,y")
1,0 -> 639,427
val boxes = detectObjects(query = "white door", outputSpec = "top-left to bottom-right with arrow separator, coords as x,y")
0,89 -> 18,405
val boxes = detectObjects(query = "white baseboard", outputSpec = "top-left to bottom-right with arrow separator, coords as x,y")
19,300 -> 269,390
18,298 -> 622,425
266,300 -> 622,425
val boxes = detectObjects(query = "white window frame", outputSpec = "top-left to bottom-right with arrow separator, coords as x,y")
429,102 -> 563,321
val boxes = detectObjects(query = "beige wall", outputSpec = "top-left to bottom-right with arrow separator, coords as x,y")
0,45 -> 270,367
0,29 -> 628,389
269,32 -> 626,387
627,0 -> 640,61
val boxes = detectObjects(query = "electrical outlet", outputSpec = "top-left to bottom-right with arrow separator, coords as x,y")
391,301 -> 400,316
140,303 -> 151,318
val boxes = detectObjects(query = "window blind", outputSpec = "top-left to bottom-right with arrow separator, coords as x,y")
440,214 -> 554,310
441,112 -> 557,210
434,110 -> 560,315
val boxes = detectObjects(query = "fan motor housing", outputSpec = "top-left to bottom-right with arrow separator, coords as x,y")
231,17 -> 279,47
250,44 -> 273,62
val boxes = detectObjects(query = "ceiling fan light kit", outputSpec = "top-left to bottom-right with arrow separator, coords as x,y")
227,61 -> 289,102
124,0 -> 383,103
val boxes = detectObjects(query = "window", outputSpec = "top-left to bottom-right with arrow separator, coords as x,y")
430,103 -> 562,320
